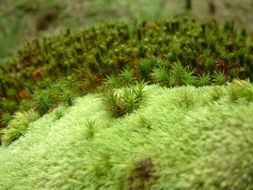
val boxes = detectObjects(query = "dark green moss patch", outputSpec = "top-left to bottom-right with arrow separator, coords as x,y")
1,18 -> 253,127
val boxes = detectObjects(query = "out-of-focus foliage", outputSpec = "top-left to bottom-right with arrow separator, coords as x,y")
1,0 -> 253,64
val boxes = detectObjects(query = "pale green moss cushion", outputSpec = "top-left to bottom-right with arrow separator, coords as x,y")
0,82 -> 253,189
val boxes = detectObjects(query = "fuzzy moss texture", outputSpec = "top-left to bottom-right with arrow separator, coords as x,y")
0,82 -> 253,189
0,17 -> 253,189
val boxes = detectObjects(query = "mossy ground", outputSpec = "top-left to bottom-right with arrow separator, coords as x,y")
1,1 -> 253,188
0,83 -> 253,189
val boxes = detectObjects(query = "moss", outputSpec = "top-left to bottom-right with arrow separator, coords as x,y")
0,84 -> 252,189
129,157 -> 157,190
1,18 -> 253,127
102,83 -> 145,118
1,110 -> 39,146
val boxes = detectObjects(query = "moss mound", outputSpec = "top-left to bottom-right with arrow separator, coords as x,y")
1,18 -> 253,128
0,82 -> 253,189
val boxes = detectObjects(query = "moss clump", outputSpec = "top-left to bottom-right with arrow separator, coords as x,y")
102,83 -> 145,118
1,110 -> 39,146
1,18 -> 253,127
0,83 -> 253,189
228,79 -> 253,102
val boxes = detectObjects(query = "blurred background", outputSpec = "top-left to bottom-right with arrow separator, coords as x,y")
0,0 -> 253,65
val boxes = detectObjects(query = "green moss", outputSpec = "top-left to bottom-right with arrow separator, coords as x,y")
1,18 -> 253,127
0,83 -> 253,189
1,110 -> 39,146
228,79 -> 253,102
102,83 -> 145,118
